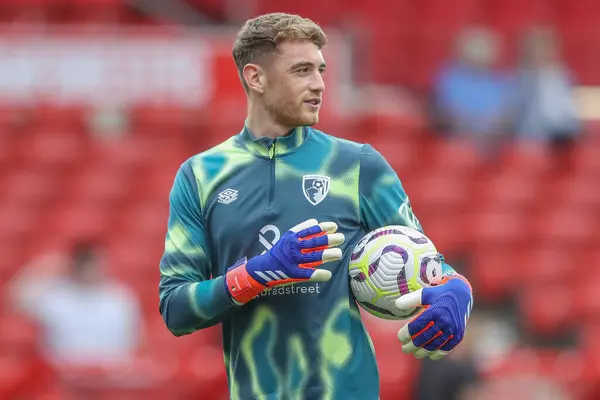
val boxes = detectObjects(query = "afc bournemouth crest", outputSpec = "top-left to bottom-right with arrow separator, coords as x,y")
302,174 -> 330,206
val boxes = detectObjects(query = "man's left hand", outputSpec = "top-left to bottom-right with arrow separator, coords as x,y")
395,275 -> 473,361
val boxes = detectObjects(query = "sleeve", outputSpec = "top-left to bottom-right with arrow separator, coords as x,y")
159,160 -> 239,337
358,144 -> 457,277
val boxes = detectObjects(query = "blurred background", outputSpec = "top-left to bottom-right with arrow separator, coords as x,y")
0,0 -> 598,399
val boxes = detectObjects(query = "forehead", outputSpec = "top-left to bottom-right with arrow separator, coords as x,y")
274,40 -> 325,66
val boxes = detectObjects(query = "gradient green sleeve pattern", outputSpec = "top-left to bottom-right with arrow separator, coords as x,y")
358,144 -> 457,276
159,161 -> 238,336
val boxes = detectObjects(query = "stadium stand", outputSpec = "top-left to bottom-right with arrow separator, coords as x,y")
0,0 -> 598,399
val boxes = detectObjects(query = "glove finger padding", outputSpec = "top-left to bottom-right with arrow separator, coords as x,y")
299,233 -> 345,251
423,332 -> 452,352
299,248 -> 342,267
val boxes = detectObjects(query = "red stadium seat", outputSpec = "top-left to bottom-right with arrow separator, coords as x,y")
475,169 -> 543,210
571,141 -> 600,177
469,245 -> 519,302
353,112 -> 422,144
15,130 -> 87,171
107,237 -> 163,284
467,207 -> 529,248
179,346 -> 229,400
368,137 -> 420,175
65,165 -> 132,208
117,201 -> 168,241
89,137 -> 158,174
2,167 -> 58,208
530,206 -> 597,249
408,170 -> 470,211
364,320 -> 420,400
0,240 -> 26,282
41,203 -> 112,243
519,282 -> 574,336
543,173 -> 600,210
484,0 -> 556,40
35,103 -> 87,132
0,202 -> 40,245
499,143 -> 554,177
519,246 -> 577,285
426,138 -> 483,176
572,279 -> 600,321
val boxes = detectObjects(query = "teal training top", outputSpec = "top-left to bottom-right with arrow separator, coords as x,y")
159,125 -> 456,400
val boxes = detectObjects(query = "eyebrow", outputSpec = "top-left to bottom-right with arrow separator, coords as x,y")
290,61 -> 327,70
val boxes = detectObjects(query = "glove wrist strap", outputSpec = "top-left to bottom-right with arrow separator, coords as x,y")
441,273 -> 472,292
225,257 -> 266,304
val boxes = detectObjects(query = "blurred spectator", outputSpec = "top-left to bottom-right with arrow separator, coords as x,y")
9,240 -> 143,370
513,26 -> 582,148
432,27 -> 514,155
88,103 -> 129,140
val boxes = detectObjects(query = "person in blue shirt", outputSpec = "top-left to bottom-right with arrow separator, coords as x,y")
159,12 -> 473,400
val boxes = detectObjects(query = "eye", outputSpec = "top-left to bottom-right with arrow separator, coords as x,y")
297,67 -> 310,74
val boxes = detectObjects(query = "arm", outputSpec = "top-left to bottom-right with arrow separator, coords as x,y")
160,162 -> 345,337
159,161 -> 238,336
358,144 -> 457,277
358,145 -> 473,359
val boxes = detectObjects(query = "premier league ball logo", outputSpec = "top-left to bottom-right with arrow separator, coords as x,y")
302,175 -> 330,206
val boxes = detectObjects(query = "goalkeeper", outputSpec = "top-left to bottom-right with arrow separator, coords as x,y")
159,12 -> 473,400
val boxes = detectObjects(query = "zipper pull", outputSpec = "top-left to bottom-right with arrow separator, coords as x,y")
268,141 -> 277,159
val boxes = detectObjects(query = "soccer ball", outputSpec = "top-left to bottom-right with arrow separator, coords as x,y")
349,225 -> 443,320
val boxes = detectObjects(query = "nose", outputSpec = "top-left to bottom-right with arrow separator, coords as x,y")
310,71 -> 325,93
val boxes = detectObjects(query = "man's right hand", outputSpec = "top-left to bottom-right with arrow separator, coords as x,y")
225,218 -> 345,304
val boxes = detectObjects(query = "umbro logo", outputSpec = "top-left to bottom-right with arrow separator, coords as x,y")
217,188 -> 238,204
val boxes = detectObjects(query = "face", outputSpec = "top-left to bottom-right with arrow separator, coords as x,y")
72,252 -> 104,285
250,40 -> 326,128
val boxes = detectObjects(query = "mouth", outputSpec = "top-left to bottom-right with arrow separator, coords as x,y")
304,98 -> 322,109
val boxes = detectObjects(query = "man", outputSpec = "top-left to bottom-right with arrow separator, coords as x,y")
159,13 -> 473,400
11,240 -> 142,369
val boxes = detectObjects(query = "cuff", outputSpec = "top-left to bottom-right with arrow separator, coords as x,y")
225,257 -> 266,304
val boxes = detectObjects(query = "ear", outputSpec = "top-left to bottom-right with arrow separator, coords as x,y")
242,63 -> 265,94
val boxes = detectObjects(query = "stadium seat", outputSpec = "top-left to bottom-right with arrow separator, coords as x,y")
179,346 -> 229,400
2,167 -> 58,208
467,207 -> 529,248
468,245 -> 519,302
548,173 -> 600,210
484,0 -> 556,40
499,143 -> 554,177
368,138 -> 419,175
117,200 -> 168,241
572,279 -> 600,321
519,282 -> 574,336
66,165 -> 132,208
571,141 -> 600,177
363,321 -> 420,400
89,137 -> 158,174
41,203 -> 112,244
0,202 -> 40,245
519,245 -> 576,285
408,171 -> 470,212
427,138 -> 483,176
15,130 -> 87,172
35,103 -> 87,132
530,206 -> 597,249
0,240 -> 26,282
476,169 -> 542,210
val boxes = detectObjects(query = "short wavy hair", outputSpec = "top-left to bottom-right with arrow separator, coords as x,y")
232,13 -> 327,92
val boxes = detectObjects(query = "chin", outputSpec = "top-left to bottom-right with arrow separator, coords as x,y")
299,113 -> 319,126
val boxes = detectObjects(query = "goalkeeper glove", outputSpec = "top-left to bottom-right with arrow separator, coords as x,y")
395,275 -> 473,361
225,218 -> 345,304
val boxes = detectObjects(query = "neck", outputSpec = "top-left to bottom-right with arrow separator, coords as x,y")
246,99 -> 293,139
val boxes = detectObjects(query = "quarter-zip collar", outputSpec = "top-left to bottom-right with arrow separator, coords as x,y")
237,123 -> 308,158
